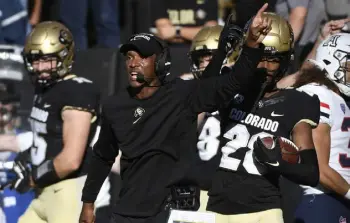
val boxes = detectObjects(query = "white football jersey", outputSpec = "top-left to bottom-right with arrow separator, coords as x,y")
298,83 -> 350,194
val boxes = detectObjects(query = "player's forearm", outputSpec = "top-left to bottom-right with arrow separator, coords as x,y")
289,7 -> 307,41
53,151 -> 82,179
320,165 -> 350,196
278,149 -> 320,186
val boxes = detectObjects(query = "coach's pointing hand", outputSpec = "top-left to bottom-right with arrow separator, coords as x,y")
246,3 -> 272,48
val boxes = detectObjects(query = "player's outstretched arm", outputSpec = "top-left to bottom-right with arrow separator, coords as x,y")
313,123 -> 350,198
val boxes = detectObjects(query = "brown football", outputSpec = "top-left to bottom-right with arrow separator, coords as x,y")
260,136 -> 300,164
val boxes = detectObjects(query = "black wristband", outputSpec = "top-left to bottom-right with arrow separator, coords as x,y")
278,149 -> 319,186
32,159 -> 60,188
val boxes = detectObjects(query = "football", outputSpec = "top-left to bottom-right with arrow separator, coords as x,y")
260,136 -> 300,164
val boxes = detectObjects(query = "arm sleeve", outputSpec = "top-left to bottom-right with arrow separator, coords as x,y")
279,149 -> 319,186
295,86 -> 322,127
180,45 -> 264,114
81,106 -> 119,203
301,94 -> 320,128
200,49 -> 227,79
62,83 -> 99,115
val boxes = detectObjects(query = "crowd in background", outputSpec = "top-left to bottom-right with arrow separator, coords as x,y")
1,0 -> 349,79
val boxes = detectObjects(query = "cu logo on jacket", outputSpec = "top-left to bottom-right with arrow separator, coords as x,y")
133,107 -> 145,124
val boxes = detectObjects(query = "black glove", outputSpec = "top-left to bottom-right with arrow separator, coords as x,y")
218,14 -> 244,55
10,152 -> 32,193
253,136 -> 282,171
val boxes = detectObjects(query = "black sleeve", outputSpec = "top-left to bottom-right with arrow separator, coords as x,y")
278,149 -> 320,186
81,106 -> 119,203
200,49 -> 227,79
291,91 -> 320,129
150,0 -> 168,24
63,82 -> 100,115
181,45 -> 264,114
301,94 -> 320,128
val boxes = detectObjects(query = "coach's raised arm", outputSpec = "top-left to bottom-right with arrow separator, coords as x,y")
180,3 -> 273,113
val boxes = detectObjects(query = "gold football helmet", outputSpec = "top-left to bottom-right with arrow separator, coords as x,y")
260,12 -> 294,79
189,25 -> 243,78
23,21 -> 75,87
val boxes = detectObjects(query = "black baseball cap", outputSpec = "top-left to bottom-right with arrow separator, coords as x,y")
120,33 -> 163,57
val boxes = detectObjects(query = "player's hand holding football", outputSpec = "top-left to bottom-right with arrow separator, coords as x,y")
246,3 -> 272,48
79,203 -> 95,223
253,136 -> 282,171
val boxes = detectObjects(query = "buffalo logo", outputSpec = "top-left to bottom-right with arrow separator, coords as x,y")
134,107 -> 145,118
133,107 -> 145,124
233,94 -> 244,104
258,100 -> 264,108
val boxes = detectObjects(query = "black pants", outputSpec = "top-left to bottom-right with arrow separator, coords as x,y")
109,211 -> 170,223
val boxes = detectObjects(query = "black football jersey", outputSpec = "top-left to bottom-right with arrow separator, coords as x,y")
28,75 -> 100,179
207,88 -> 320,214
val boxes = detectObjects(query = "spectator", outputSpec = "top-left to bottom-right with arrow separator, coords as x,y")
0,0 -> 28,45
24,0 -> 42,34
59,0 -> 120,50
324,0 -> 350,20
150,0 -> 218,79
275,0 -> 326,72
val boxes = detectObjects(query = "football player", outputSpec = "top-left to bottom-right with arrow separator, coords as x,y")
293,33 -> 350,222
0,80 -> 35,223
9,21 -> 100,223
183,25 -> 243,212
206,13 -> 321,223
277,18 -> 350,89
